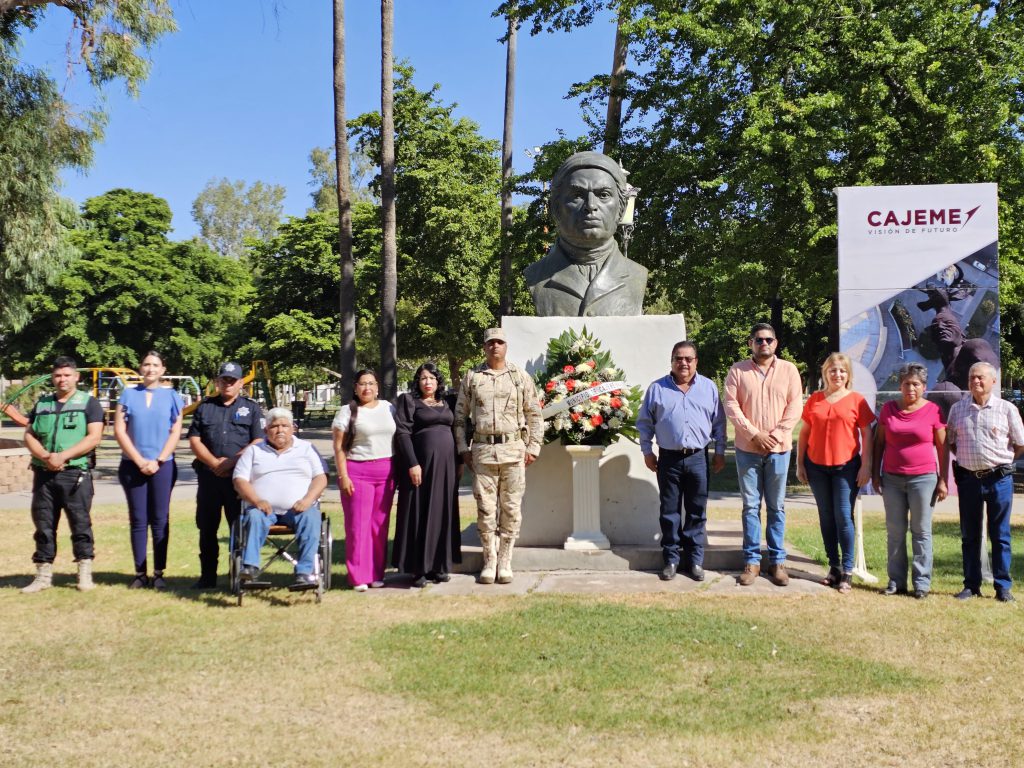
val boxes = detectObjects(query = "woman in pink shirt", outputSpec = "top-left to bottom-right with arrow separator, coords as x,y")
871,362 -> 947,599
796,353 -> 875,593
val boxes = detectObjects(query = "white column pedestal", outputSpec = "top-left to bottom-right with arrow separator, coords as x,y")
564,444 -> 611,550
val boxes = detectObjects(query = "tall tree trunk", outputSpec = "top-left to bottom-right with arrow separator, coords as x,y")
602,12 -> 627,155
499,7 -> 518,317
334,0 -> 357,389
379,0 -> 398,400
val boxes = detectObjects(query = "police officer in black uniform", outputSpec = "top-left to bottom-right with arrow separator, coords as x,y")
187,361 -> 265,589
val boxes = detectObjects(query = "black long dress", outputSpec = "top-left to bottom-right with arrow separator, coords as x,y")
391,394 -> 462,575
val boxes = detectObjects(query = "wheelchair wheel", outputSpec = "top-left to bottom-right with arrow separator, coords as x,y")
229,516 -> 245,606
319,517 -> 333,592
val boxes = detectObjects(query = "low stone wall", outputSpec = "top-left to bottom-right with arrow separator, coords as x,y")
0,438 -> 32,493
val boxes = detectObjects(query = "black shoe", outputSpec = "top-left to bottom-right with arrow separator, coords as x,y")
955,587 -> 982,600
412,575 -> 428,588
914,589 -> 929,600
429,571 -> 451,583
128,574 -> 149,589
289,573 -> 318,591
996,590 -> 1016,603
191,577 -> 217,590
239,566 -> 259,583
687,563 -> 705,582
881,581 -> 906,596
659,562 -> 677,581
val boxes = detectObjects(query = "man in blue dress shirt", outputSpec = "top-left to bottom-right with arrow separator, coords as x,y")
638,341 -> 726,581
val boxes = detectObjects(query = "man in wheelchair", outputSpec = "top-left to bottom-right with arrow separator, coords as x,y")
232,407 -> 328,590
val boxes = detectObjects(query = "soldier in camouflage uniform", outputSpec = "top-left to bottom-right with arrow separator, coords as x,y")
455,328 -> 543,584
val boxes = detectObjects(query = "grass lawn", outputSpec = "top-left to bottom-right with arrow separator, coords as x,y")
2,496 -> 1022,767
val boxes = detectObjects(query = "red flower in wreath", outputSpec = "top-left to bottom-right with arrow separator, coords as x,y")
545,380 -> 556,392
610,397 -> 623,409
565,378 -> 576,390
570,412 -> 582,422
590,414 -> 604,427
563,365 -> 575,373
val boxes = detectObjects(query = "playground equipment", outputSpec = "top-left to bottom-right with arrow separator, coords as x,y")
182,360 -> 275,417
1,368 -> 202,426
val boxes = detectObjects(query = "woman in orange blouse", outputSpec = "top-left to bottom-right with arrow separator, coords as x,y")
796,353 -> 875,593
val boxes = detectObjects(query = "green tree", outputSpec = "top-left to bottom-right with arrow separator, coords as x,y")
511,0 -> 1024,382
243,204 -> 380,386
0,2 -> 175,330
349,65 -> 503,385
191,178 -> 285,259
1,189 -> 252,374
307,145 -> 374,212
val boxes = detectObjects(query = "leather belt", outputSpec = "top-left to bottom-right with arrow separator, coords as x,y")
956,463 -> 1013,479
664,447 -> 702,457
477,432 -> 519,445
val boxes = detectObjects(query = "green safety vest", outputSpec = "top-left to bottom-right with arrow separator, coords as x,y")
30,390 -> 94,470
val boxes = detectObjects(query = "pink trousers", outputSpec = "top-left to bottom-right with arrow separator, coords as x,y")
341,457 -> 395,587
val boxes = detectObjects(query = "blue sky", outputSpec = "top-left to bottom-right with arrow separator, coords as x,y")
19,0 -> 617,239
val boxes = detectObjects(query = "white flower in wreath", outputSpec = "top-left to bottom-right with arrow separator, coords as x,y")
574,380 -> 589,391
608,416 -> 623,429
555,383 -> 568,395
574,362 -> 594,374
580,419 -> 595,433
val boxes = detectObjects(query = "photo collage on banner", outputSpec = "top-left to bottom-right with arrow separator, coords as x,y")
837,183 -> 999,421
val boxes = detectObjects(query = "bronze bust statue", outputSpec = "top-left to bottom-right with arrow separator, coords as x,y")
524,151 -> 648,316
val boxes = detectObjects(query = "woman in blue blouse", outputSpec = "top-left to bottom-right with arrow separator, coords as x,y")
115,351 -> 184,589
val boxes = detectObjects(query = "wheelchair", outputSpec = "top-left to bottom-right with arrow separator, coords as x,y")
228,506 -> 333,605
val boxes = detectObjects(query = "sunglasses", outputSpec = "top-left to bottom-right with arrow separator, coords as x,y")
752,337 -> 776,345
672,356 -> 696,363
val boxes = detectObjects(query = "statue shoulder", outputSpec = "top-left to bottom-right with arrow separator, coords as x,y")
524,242 -> 567,284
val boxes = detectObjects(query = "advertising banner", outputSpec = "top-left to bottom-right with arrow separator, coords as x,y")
837,183 -> 999,415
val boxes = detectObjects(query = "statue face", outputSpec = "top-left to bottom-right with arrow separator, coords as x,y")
553,167 -> 621,247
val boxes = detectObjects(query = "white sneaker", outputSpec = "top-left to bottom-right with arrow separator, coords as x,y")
370,580 -> 385,588
353,584 -> 369,592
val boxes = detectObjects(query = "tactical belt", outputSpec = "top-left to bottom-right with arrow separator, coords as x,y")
477,432 -> 520,445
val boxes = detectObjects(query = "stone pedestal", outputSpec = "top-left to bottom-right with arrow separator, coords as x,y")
502,314 -> 686,547
564,444 -> 610,550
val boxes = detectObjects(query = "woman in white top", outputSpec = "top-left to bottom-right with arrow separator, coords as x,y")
332,369 -> 397,591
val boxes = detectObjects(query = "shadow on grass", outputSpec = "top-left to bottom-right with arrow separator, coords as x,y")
370,601 -> 929,736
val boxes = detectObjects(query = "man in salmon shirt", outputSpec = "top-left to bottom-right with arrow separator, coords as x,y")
724,323 -> 804,587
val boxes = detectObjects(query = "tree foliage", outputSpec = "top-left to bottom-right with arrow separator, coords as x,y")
307,145 -> 374,212
349,64 -> 503,384
1,189 -> 252,374
510,0 -> 1024,382
191,178 -> 285,260
0,2 -> 175,331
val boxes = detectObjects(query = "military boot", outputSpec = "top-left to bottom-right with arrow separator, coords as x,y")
77,559 -> 95,591
478,531 -> 497,584
496,536 -> 516,584
21,563 -> 53,594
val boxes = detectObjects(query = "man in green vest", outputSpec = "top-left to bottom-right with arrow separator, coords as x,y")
21,356 -> 105,593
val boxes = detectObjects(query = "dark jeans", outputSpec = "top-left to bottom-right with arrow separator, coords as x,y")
30,467 -> 95,563
119,459 -> 177,574
805,455 -> 860,573
195,468 -> 242,579
657,448 -> 709,567
955,468 -> 1014,593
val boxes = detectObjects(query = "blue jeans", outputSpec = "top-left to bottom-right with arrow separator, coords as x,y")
735,448 -> 789,565
805,456 -> 859,573
656,449 -> 709,567
242,504 -> 320,575
881,471 -> 936,591
955,468 -> 1013,593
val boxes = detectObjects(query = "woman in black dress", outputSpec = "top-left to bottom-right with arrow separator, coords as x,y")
392,362 -> 461,587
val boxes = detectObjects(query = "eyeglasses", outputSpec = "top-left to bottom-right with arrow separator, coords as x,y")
672,356 -> 696,363
752,337 -> 776,345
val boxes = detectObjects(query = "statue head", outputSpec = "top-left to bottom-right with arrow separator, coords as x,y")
550,151 -> 629,250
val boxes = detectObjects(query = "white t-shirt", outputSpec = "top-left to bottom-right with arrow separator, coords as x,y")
233,437 -> 326,512
332,401 -> 397,461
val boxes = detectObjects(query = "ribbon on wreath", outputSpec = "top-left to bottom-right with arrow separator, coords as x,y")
541,380 -> 626,419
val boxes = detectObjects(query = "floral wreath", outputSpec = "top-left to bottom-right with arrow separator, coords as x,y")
535,327 -> 643,446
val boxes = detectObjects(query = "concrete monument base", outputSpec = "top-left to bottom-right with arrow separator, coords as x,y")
501,314 -> 686,547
